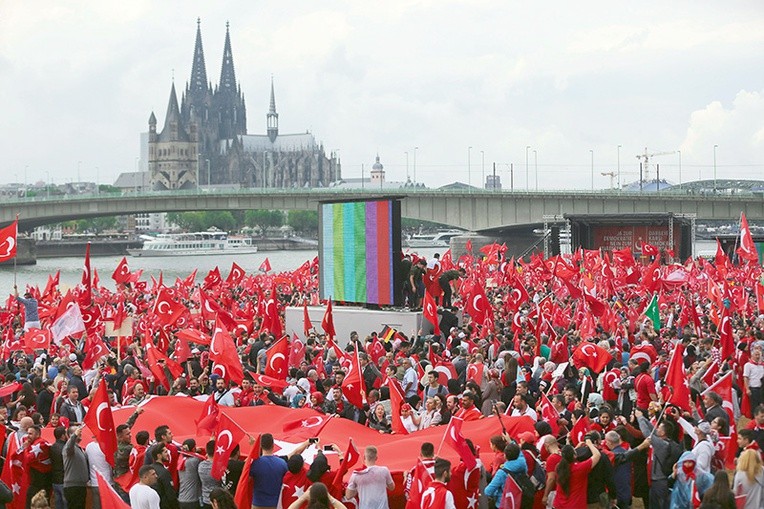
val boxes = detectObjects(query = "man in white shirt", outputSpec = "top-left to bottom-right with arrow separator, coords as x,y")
346,445 -> 395,509
510,394 -> 538,421
85,439 -> 113,509
744,345 -> 764,416
401,358 -> 419,399
129,465 -> 161,509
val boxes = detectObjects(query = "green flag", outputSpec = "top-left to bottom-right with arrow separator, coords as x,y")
644,293 -> 660,329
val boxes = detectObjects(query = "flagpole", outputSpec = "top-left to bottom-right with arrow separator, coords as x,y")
732,211 -> 742,263
12,214 -> 18,288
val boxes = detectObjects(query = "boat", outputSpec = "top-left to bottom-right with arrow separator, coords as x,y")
404,229 -> 466,248
128,231 -> 258,257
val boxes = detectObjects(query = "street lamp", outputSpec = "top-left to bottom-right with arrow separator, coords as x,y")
617,145 -> 621,190
45,171 -> 50,198
525,146 -> 530,191
95,166 -> 99,194
533,150 -> 538,191
467,146 -> 472,189
206,159 -> 211,186
713,145 -> 718,193
589,150 -> 594,191
135,157 -> 140,193
413,147 -> 418,184
480,150 -> 485,190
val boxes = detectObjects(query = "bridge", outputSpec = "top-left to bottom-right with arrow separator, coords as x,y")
2,187 -> 763,231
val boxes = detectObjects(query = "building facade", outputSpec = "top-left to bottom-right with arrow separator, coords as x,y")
149,20 -> 340,191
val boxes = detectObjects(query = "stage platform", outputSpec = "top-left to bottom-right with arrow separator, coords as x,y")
285,306 -> 423,346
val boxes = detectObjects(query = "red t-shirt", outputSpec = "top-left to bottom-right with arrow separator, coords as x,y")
634,373 -> 657,410
553,458 -> 592,509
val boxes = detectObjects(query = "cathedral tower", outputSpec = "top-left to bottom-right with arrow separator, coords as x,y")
149,82 -> 198,190
267,77 -> 279,143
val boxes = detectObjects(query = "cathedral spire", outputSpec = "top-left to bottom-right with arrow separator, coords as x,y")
267,76 -> 279,143
219,21 -> 237,93
160,82 -> 189,141
189,17 -> 208,93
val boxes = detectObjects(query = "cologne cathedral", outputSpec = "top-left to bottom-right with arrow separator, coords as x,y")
148,20 -> 341,191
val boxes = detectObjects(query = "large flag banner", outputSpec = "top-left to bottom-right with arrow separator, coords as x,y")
0,220 -> 18,262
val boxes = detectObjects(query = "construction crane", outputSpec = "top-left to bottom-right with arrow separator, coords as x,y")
636,148 -> 675,181
601,171 -> 617,189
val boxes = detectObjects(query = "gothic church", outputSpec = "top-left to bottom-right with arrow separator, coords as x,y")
149,20 -> 341,191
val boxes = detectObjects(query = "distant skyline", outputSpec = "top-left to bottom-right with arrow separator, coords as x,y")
1,1 -> 763,190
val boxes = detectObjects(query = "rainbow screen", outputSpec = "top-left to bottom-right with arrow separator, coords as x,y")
319,199 -> 402,306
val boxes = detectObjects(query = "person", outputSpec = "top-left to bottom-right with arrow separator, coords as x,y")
178,439 -> 202,509
86,430 -> 114,509
14,285 -> 41,331
130,465 -> 161,509
732,449 -> 764,509
635,409 -> 679,509
63,425 -> 89,509
59,387 -> 85,425
743,345 -> 764,418
702,392 -> 728,426
700,470 -> 736,509
692,421 -> 716,473
287,482 -> 347,509
438,268 -> 465,308
346,445 -> 395,509
420,458 -> 456,509
670,452 -> 713,509
553,439 -> 601,509
248,433 -> 288,509
484,441 -> 528,507
409,259 -> 426,309
198,440 -> 221,509
24,424 -> 53,507
209,487 -> 236,509
49,426 -> 68,509
150,443 -> 179,509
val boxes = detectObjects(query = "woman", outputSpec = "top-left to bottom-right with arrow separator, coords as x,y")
308,392 -> 325,413
487,435 -> 507,478
291,393 -> 307,408
699,470 -> 736,509
418,397 -> 442,429
670,452 -> 714,509
481,369 -> 502,416
553,438 -> 601,509
209,487 -> 235,509
732,449 -> 764,509
288,482 -> 346,509
367,403 -> 391,434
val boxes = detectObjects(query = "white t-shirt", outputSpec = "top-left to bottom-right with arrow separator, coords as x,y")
130,483 -> 161,509
511,406 -> 538,421
85,441 -> 112,487
348,464 -> 394,509
743,362 -> 764,388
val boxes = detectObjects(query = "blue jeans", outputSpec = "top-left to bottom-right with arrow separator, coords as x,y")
53,484 -> 67,509
649,478 -> 669,509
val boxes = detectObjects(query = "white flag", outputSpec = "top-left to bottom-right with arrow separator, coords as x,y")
51,304 -> 86,344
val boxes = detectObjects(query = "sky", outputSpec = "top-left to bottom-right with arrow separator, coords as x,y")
1,0 -> 763,190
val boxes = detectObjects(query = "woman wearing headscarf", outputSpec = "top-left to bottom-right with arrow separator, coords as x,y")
669,451 -> 714,509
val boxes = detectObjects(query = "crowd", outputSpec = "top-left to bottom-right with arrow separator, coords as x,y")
0,236 -> 762,509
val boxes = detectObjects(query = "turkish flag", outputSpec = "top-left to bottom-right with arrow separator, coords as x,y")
664,343 -> 691,412
176,328 -> 211,346
332,438 -> 360,491
203,267 -> 222,289
737,212 -> 759,262
80,305 -> 102,334
718,306 -> 734,360
368,337 -> 386,365
259,257 -> 272,272
423,290 -> 440,335
466,363 -> 485,387
211,413 -> 246,480
569,415 -> 590,446
702,371 -> 738,469
387,378 -> 409,435
406,459 -> 434,509
282,412 -> 331,441
0,220 -> 18,262
571,341 -> 613,374
234,433 -> 260,509
431,360 -> 458,387
195,394 -> 220,435
538,392 -> 560,436
22,328 -> 51,352
464,284 -> 490,325
266,293 -> 283,338
303,303 -> 313,336
152,288 -> 186,327
83,379 -> 117,467
111,257 -> 131,285
226,262 -> 246,286
288,337 -> 306,368
321,300 -> 336,338
499,472 -> 523,509
249,374 -> 290,392
756,282 -> 764,313
209,316 -> 245,385
82,334 -> 111,371
341,351 -> 367,409
79,242 -> 92,306
265,335 -> 290,380
443,417 -> 477,470
641,242 -> 660,257
96,472 -> 130,509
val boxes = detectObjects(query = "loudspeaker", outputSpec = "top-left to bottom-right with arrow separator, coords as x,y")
550,226 -> 561,256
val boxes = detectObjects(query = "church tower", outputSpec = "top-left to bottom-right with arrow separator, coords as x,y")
213,22 -> 247,141
370,155 -> 385,186
267,77 -> 279,143
149,82 -> 198,190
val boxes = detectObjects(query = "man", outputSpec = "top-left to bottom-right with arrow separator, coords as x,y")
581,431 -> 617,509
633,361 -> 657,412
50,426 -> 68,509
420,458 -> 456,509
248,433 -> 288,509
150,443 -> 179,509
442,395 -> 459,424
401,357 -> 419,400
212,376 -> 236,407
198,440 -> 221,509
36,378 -> 56,423
360,352 -> 382,392
130,465 -> 161,509
403,442 -> 436,508
14,285 -> 40,331
455,392 -> 482,421
346,445 -> 395,509
235,378 -> 255,407
635,409 -> 679,509
541,435 -> 562,508
745,403 -> 764,450
409,259 -> 426,309
86,431 -> 114,509
114,407 -> 144,478
145,425 -> 180,490
423,371 -> 447,399
702,391 -> 729,426
510,394 -> 538,421
743,345 -> 764,417
63,425 -> 89,509
24,424 -> 53,507
438,268 -> 465,308
60,386 -> 86,424
604,430 -> 634,509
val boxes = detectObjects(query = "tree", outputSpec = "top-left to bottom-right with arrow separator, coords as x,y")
287,210 -> 318,233
73,216 -> 117,233
244,210 -> 285,228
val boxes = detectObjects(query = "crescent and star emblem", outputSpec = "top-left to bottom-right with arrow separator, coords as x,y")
301,416 -> 324,428
210,329 -> 223,355
269,353 -> 285,372
216,430 -> 233,454
580,343 -> 596,357
0,237 -> 15,257
96,402 -> 110,431
157,301 -> 171,315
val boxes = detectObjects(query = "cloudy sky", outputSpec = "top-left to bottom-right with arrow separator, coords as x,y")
1,0 -> 763,190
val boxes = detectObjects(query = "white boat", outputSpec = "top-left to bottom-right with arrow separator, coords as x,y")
128,231 -> 258,257
405,229 -> 465,248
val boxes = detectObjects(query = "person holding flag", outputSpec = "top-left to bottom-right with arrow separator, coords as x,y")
668,452 -> 713,509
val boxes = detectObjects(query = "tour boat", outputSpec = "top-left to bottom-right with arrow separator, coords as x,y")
129,231 -> 258,257
404,229 -> 465,248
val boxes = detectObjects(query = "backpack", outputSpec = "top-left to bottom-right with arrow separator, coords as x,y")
500,467 -> 534,509
659,439 -> 683,478
523,450 -> 547,492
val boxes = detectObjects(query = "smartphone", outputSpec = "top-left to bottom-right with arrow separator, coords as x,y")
308,437 -> 319,444
323,445 -> 333,451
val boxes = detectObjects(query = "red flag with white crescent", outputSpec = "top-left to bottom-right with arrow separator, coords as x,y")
282,412 -> 331,441
209,316 -> 245,385
83,379 -> 117,467
259,257 -> 272,273
737,212 -> 759,262
341,350 -> 367,409
226,262 -> 246,286
111,257 -> 131,285
443,416 -> 476,470
423,290 -> 440,335
0,220 -> 18,263
321,300 -> 336,338
210,413 -> 246,480
265,335 -> 290,380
